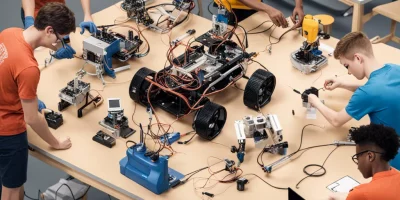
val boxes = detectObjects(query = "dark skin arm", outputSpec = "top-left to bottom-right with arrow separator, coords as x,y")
237,0 -> 304,28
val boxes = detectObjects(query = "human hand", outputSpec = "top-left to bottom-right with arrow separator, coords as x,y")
265,7 -> 288,28
324,77 -> 342,91
37,99 -> 46,113
79,21 -> 97,34
53,44 -> 76,59
24,16 -> 34,29
307,94 -> 319,107
291,6 -> 304,29
52,137 -> 72,150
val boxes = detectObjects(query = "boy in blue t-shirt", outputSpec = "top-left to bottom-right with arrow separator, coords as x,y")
308,32 -> 400,169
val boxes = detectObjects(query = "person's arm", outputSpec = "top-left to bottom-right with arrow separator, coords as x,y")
291,0 -> 304,28
324,77 -> 362,92
79,0 -> 97,34
238,0 -> 288,27
22,0 -> 35,17
17,67 -> 71,150
22,0 -> 35,29
340,82 -> 362,92
308,94 -> 353,127
81,0 -> 93,22
21,98 -> 71,149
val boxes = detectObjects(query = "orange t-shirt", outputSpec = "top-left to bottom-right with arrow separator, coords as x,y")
347,168 -> 400,200
0,28 -> 40,136
34,0 -> 65,17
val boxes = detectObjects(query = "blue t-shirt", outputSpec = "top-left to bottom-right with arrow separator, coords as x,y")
345,63 -> 400,169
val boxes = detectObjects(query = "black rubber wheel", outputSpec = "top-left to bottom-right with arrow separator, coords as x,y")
193,102 -> 227,140
129,67 -> 156,105
243,69 -> 276,110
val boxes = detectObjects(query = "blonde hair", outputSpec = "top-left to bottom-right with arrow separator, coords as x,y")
334,32 -> 374,60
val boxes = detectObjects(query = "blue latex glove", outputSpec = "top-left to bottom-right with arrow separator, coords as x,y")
24,16 -> 34,29
79,21 -> 97,34
38,99 -> 46,113
53,44 -> 76,59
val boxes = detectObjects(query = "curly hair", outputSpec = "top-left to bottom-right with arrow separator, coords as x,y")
351,124 -> 399,161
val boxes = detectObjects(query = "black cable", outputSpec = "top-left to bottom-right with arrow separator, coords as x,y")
258,124 -> 325,172
184,166 -> 209,176
250,59 -> 268,71
237,25 -> 248,48
55,183 -> 76,200
295,146 -> 339,188
126,140 -> 137,149
24,191 -> 39,200
178,133 -> 197,144
241,173 -> 288,190
156,15 -> 163,26
207,0 -> 213,15
181,166 -> 210,184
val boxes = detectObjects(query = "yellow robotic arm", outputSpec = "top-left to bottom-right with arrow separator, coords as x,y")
302,15 -> 320,44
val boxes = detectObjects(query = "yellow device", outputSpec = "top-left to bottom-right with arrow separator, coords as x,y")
290,14 -> 328,74
302,15 -> 319,44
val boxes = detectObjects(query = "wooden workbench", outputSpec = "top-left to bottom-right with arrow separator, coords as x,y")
29,2 -> 400,200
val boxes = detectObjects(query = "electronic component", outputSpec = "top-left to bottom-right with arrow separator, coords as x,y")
211,6 -> 229,36
224,159 -> 236,173
241,114 -> 283,145
129,32 -> 275,142
334,140 -> 356,146
290,15 -> 328,74
121,0 -> 154,26
263,154 -> 291,173
171,29 -> 196,46
43,109 -> 63,129
263,141 -> 288,155
93,130 -> 116,148
107,98 -> 123,112
172,0 -> 192,10
202,192 -> 215,198
99,98 -> 135,138
82,28 -> 142,84
59,78 -> 90,106
119,125 -> 183,194
159,132 -> 181,145
237,178 -> 249,191
231,120 -> 246,166
58,73 -> 101,118
121,0 -> 194,33
301,87 -> 319,107
232,114 -> 284,165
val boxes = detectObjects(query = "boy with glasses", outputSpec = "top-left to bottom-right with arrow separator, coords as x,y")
0,3 -> 74,199
330,124 -> 400,200
307,32 -> 400,169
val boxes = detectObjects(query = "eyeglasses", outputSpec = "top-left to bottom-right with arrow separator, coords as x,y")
351,150 -> 384,164
52,27 -> 66,49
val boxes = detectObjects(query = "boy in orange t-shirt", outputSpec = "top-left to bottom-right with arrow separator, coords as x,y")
329,124 -> 400,200
0,3 -> 75,199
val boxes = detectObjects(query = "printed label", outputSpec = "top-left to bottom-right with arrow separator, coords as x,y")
0,43 -> 8,65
